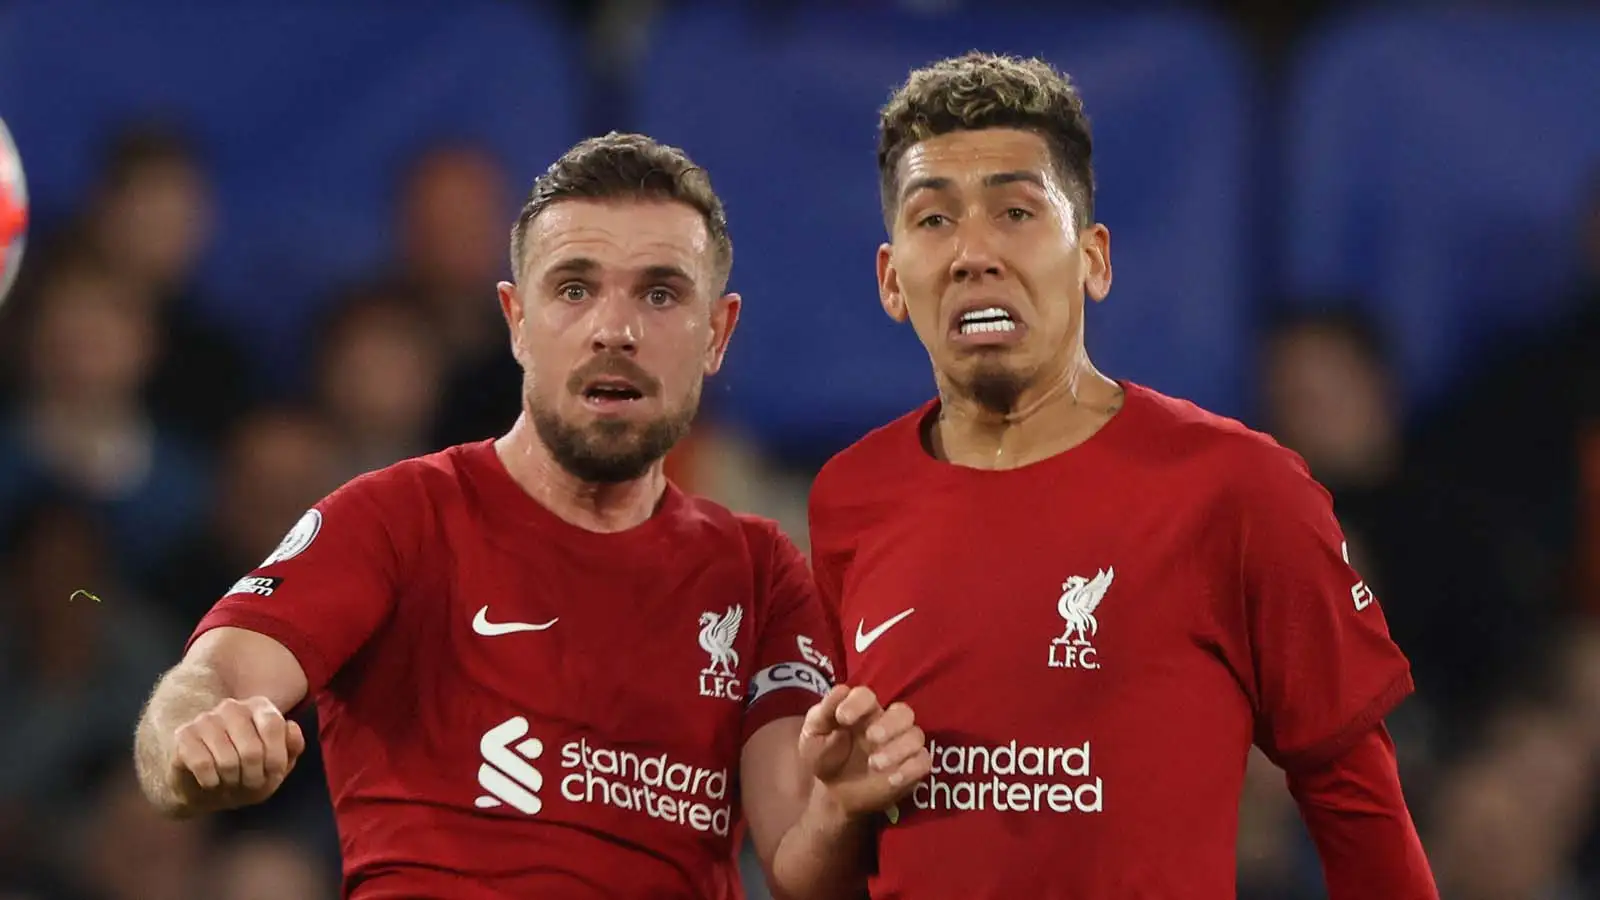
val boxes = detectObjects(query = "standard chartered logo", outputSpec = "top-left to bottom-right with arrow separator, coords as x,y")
476,716 -> 545,814
912,739 -> 1104,815
474,717 -> 732,835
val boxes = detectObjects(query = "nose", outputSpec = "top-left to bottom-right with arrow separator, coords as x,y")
588,296 -> 641,355
949,219 -> 1005,284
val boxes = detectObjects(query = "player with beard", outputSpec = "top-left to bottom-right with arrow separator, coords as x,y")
133,133 -> 929,899
807,54 -> 1438,898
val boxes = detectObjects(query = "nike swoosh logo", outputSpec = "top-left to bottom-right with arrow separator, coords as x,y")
472,606 -> 559,636
855,608 -> 915,653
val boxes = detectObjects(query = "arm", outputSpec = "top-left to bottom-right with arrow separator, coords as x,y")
1287,724 -> 1438,899
133,627 -> 308,816
133,479 -> 408,817
742,717 -> 872,900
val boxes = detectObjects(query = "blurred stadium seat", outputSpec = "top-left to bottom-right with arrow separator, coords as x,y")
1284,9 -> 1600,413
637,5 -> 1257,459
0,0 -> 581,383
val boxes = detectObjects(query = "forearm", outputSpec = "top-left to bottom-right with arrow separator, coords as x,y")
767,782 -> 873,900
133,661 -> 228,814
1288,725 -> 1437,900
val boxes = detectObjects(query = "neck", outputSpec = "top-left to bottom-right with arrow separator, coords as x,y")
932,356 -> 1124,470
494,413 -> 666,533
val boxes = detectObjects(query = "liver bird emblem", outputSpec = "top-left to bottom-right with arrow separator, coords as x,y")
698,606 -> 743,676
1053,568 -> 1114,645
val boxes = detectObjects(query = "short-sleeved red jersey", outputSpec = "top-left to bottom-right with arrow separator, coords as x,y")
808,383 -> 1414,899
190,440 -> 838,899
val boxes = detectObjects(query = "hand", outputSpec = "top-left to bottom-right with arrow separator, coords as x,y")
167,697 -> 306,815
799,685 -> 931,820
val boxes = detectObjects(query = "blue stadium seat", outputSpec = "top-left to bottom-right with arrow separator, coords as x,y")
0,0 -> 580,382
1283,10 -> 1600,413
636,6 -> 1257,458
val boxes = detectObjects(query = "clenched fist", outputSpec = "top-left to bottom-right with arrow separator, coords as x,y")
168,696 -> 305,815
800,685 -> 931,819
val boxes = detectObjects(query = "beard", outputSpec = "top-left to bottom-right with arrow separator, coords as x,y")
959,357 -> 1030,416
530,384 -> 700,484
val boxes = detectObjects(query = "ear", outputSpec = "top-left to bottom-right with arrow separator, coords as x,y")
705,291 -> 742,376
497,280 -> 528,363
1081,224 -> 1112,303
877,243 -> 908,323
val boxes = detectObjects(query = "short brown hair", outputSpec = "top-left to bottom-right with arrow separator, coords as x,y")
509,132 -> 733,285
877,52 -> 1095,232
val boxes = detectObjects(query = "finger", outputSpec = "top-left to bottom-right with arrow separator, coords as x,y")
869,727 -> 927,774
864,702 -> 915,746
251,705 -> 289,781
834,686 -> 882,730
286,720 -> 307,761
888,747 -> 933,789
216,703 -> 267,791
192,716 -> 243,788
173,728 -> 220,790
802,685 -> 851,738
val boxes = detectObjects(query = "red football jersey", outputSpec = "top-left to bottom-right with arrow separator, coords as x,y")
808,383 -> 1415,899
190,440 -> 839,899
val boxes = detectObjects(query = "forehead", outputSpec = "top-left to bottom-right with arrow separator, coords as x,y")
896,128 -> 1059,195
525,198 -> 711,277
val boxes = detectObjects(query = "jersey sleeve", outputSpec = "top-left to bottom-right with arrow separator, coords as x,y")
186,474 -> 406,697
1236,449 -> 1415,771
806,483 -> 852,682
741,521 -> 842,744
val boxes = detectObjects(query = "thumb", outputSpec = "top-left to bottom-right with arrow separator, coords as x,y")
801,685 -> 850,742
286,719 -> 307,761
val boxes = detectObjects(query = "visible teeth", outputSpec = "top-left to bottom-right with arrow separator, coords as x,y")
960,319 -> 1017,335
960,306 -> 1012,324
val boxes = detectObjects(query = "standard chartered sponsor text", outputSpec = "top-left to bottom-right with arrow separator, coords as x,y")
913,739 -> 1103,814
559,738 -> 733,835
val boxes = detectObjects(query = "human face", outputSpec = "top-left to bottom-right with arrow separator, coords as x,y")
877,128 -> 1110,414
498,198 -> 739,483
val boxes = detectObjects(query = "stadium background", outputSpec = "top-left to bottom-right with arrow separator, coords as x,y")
1,0 -> 1598,896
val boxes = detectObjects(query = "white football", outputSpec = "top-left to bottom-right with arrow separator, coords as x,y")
0,117 -> 28,304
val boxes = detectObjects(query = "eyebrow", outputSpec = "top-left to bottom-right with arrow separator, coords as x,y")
546,257 -> 598,280
899,170 -> 1047,206
640,264 -> 695,285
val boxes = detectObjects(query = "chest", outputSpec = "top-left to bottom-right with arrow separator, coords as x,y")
407,529 -> 764,763
839,487 -> 1243,732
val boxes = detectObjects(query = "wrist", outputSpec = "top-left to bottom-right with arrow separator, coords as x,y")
806,779 -> 861,838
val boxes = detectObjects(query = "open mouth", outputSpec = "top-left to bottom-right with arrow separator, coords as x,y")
582,380 -> 645,405
958,307 -> 1017,335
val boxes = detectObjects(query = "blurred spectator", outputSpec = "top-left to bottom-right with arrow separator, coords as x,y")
1261,308 -> 1549,743
0,258 -> 209,579
379,143 -> 522,448
0,496 -> 179,827
1235,748 -> 1320,900
204,832 -> 337,900
73,123 -> 257,449
311,289 -> 444,480
63,757 -> 210,900
1427,703 -> 1595,900
147,406 -> 339,625
1415,168 -> 1600,611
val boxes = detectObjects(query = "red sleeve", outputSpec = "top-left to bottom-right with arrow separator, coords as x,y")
1236,448 -> 1415,769
1288,724 -> 1439,899
741,520 -> 841,744
185,474 -> 404,697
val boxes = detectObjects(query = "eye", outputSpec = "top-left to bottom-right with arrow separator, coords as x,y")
916,213 -> 949,229
559,283 -> 588,303
645,287 -> 676,308
1005,208 -> 1033,222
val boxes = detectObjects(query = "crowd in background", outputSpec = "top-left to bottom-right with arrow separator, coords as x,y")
2,1 -> 1599,898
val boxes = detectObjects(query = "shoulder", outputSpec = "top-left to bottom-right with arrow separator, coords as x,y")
1124,383 -> 1312,485
313,442 -> 485,555
810,401 -> 932,525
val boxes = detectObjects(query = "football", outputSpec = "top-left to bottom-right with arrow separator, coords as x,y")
0,116 -> 28,304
